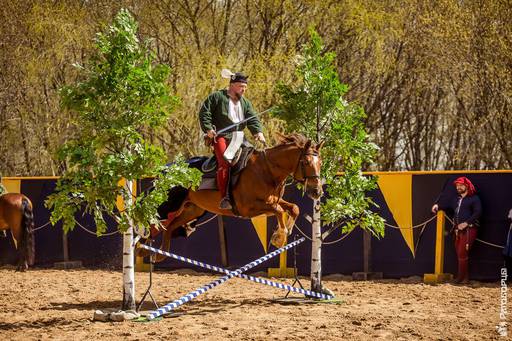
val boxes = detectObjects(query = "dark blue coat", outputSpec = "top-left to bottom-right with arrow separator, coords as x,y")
439,194 -> 482,227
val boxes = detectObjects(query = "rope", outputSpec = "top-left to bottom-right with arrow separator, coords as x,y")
74,219 -> 119,237
384,215 -> 437,230
476,239 -> 504,249
323,228 -> 354,245
444,215 -> 504,249
158,213 -> 218,228
32,221 -> 51,232
32,212 -> 218,239
294,223 -> 313,242
293,221 -> 353,245
19,201 -> 220,238
295,215 -> 438,246
195,213 -> 218,227
73,212 -> 220,238
414,221 -> 430,254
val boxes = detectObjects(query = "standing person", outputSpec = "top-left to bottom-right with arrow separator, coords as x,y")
199,71 -> 266,210
432,177 -> 482,284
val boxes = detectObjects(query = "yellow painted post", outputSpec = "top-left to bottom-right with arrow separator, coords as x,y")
1,178 -> 21,193
434,211 -> 445,274
268,249 -> 295,278
135,252 -> 152,272
424,210 -> 453,284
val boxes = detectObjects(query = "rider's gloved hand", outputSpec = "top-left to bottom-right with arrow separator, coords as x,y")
206,130 -> 217,139
204,129 -> 217,146
254,132 -> 266,145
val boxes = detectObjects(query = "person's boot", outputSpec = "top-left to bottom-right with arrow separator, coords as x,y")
218,168 -> 232,210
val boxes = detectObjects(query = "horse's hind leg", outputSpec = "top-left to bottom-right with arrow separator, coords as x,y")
11,225 -> 27,271
154,202 -> 205,263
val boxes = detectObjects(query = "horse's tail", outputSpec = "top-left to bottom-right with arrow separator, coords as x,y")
136,186 -> 190,258
20,198 -> 35,266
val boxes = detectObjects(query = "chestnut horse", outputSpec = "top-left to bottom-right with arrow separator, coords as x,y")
141,133 -> 324,262
0,193 -> 35,271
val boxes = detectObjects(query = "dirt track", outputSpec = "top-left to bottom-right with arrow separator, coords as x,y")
0,267 -> 506,340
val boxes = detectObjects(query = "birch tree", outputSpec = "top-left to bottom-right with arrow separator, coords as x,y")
277,29 -> 385,294
45,9 -> 201,311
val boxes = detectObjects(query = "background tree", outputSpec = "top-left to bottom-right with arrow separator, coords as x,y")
45,9 -> 201,312
1,0 -> 510,173
277,29 -> 385,293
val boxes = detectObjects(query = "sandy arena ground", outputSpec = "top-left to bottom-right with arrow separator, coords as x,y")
0,267 -> 507,340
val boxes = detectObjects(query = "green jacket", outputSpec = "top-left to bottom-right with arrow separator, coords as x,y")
198,89 -> 263,138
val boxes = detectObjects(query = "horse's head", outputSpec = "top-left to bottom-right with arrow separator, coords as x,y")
294,139 -> 325,200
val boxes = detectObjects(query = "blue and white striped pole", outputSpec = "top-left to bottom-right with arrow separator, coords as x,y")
146,237 -> 304,320
139,242 -> 333,300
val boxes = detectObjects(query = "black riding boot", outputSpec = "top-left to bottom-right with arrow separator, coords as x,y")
219,168 -> 232,210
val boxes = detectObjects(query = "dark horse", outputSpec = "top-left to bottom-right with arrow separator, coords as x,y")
0,193 -> 35,271
140,133 -> 324,262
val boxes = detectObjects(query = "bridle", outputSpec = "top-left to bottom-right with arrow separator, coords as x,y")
293,148 -> 320,185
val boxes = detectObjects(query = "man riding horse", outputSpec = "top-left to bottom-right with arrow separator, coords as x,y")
199,71 -> 266,210
138,70 -> 325,261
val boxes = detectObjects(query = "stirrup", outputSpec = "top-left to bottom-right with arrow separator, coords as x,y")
219,197 -> 232,210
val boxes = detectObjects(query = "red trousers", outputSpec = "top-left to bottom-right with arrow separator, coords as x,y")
213,137 -> 230,198
454,226 -> 477,281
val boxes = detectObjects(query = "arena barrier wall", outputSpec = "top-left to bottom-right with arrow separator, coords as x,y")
1,171 -> 510,280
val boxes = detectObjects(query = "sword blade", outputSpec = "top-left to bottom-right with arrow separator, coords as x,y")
216,107 -> 275,135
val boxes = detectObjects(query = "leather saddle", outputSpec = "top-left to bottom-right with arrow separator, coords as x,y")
186,145 -> 254,191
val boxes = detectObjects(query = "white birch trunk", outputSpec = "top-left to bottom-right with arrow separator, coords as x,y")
122,180 -> 136,311
310,198 -> 323,292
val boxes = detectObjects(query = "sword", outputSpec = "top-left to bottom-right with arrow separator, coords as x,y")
216,107 -> 276,135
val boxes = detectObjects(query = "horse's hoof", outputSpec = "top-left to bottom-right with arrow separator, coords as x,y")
270,232 -> 286,249
154,253 -> 167,263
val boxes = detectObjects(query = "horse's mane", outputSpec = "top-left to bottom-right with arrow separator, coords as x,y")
275,133 -> 309,148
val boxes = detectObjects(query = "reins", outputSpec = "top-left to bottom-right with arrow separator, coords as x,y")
292,149 -> 320,186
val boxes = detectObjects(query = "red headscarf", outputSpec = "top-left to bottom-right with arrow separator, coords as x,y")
453,177 -> 476,196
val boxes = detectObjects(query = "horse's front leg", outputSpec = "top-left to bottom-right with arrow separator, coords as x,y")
270,204 -> 289,248
277,199 -> 299,236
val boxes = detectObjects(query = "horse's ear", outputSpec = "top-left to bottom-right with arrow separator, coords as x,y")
274,132 -> 286,144
316,140 -> 325,151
